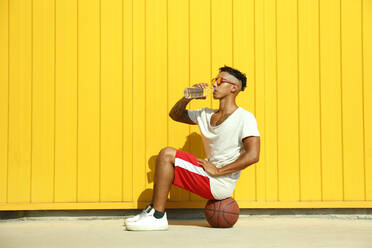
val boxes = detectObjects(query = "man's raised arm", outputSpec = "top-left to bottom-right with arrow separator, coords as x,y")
169,97 -> 196,125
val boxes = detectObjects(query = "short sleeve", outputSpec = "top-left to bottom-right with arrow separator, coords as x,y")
241,112 -> 260,140
187,108 -> 203,124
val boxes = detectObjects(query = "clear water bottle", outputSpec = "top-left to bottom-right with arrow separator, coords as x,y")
184,87 -> 213,99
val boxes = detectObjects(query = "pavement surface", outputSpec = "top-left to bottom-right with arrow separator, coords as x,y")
1,214 -> 372,248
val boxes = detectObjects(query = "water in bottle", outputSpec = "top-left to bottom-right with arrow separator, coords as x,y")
184,87 -> 213,99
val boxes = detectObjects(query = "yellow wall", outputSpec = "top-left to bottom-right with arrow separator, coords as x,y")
1,0 -> 371,210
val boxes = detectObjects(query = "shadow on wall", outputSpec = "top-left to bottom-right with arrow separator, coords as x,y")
136,132 -> 206,208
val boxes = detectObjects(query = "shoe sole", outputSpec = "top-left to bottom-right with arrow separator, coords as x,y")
125,225 -> 168,231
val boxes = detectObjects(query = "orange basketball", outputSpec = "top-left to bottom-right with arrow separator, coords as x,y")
204,197 -> 240,228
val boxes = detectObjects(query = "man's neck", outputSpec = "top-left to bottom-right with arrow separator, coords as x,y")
217,96 -> 238,114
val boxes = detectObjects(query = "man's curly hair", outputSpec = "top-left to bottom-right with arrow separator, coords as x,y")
219,65 -> 247,91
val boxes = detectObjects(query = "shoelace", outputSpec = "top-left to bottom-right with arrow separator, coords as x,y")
138,205 -> 153,217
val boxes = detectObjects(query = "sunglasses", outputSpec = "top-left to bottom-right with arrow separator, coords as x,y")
210,77 -> 238,87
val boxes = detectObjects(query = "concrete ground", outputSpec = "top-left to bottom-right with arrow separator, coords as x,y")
1,213 -> 372,248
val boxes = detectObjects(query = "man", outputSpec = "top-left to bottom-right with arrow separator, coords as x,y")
125,66 -> 260,231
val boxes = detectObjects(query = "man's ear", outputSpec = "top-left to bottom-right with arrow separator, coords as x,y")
231,84 -> 239,94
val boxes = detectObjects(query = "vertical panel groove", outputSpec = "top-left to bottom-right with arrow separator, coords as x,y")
121,0 -> 124,202
144,0 -> 147,190
297,0 -> 301,201
263,0 -> 266,201
275,0 -> 279,201
231,0 -> 234,199
253,0 -> 256,117
6,0 -> 10,203
209,0 -> 212,106
339,0 -> 345,201
53,0 -> 57,203
231,0 -> 234,67
166,0 -> 168,147
30,0 -> 34,203
318,0 -> 323,201
188,0 -> 191,201
131,0 -> 134,202
98,0 -> 101,202
76,0 -> 79,202
361,0 -> 366,201
253,0 -> 257,201
166,0 -> 169,147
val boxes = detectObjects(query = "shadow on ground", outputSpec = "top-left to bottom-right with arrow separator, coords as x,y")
168,219 -> 210,228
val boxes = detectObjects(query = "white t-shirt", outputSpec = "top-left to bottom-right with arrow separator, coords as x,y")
188,107 -> 260,199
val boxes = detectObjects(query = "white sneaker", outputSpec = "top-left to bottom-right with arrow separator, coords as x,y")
124,205 -> 153,225
125,208 -> 168,231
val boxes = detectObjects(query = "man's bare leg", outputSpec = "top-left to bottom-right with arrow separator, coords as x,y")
152,147 -> 177,212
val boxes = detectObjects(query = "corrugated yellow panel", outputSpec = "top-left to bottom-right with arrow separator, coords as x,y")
144,0 -> 168,202
0,0 -> 9,203
211,0 -> 232,110
233,0 -> 255,122
233,0 -> 256,201
168,0 -> 191,202
77,0 -> 100,202
298,0 -> 322,200
8,0 -> 32,203
319,0 -> 343,201
100,0 -> 123,202
2,200 -> 372,210
341,0 -> 365,200
101,0 -> 123,202
254,0 -> 266,202
263,0 -> 278,201
55,0 -> 77,203
364,0 -> 372,200
31,0 -> 55,203
1,0 -> 372,210
189,0 -> 211,202
277,0 -> 300,201
122,0 -> 133,202
132,0 -> 146,201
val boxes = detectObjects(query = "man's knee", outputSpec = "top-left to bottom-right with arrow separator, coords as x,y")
158,147 -> 177,164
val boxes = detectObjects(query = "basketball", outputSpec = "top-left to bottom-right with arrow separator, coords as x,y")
204,197 -> 240,228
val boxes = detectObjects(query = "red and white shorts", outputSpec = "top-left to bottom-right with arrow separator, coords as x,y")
172,150 -> 216,200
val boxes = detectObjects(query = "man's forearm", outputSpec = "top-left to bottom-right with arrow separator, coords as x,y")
216,151 -> 259,177
169,97 -> 192,120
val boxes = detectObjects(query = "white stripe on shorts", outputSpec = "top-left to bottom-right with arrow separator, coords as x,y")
174,158 -> 211,178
